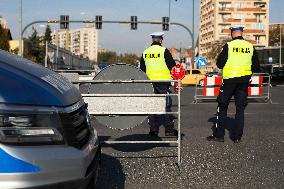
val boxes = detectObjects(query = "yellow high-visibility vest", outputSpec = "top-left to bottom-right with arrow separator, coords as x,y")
223,39 -> 253,79
143,45 -> 172,80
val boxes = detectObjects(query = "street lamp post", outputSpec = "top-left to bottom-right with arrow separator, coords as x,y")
192,0 -> 195,68
19,0 -> 23,57
168,0 -> 178,21
168,0 -> 171,20
280,23 -> 282,67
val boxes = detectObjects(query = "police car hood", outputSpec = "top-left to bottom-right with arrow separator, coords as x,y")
0,50 -> 81,107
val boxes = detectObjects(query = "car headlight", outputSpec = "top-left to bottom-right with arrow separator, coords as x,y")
0,112 -> 64,144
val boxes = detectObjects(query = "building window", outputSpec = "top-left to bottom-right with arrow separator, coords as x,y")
252,23 -> 265,30
233,13 -> 244,20
255,36 -> 260,44
233,2 -> 243,9
255,14 -> 261,23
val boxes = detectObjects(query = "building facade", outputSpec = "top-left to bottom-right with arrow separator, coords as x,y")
51,25 -> 98,62
199,0 -> 269,67
169,47 -> 195,69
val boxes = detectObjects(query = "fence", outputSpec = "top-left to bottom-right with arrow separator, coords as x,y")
46,43 -> 93,71
194,73 -> 271,103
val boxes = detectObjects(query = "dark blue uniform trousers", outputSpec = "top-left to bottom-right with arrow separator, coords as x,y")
213,81 -> 249,140
148,83 -> 174,133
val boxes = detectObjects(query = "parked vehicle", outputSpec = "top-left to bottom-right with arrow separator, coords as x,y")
0,49 -> 100,189
271,68 -> 284,86
205,71 -> 222,77
182,69 -> 206,85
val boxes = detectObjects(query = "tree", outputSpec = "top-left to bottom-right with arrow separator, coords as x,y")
120,53 -> 139,65
207,38 -> 230,63
24,27 -> 45,64
97,51 -> 139,65
98,51 -> 117,63
0,24 -> 10,51
44,25 -> 52,43
269,25 -> 284,46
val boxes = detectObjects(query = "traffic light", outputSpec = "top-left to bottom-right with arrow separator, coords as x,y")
162,17 -> 169,31
95,15 -> 102,29
60,15 -> 69,29
130,16 -> 137,30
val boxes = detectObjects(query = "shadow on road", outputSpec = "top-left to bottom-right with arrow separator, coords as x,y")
208,116 -> 237,141
96,154 -> 125,189
100,134 -> 173,152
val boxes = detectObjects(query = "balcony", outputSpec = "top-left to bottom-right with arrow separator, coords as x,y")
221,29 -> 230,33
245,18 -> 257,22
247,40 -> 257,45
225,18 -> 242,22
219,7 -> 234,12
246,29 -> 266,35
237,7 -> 266,13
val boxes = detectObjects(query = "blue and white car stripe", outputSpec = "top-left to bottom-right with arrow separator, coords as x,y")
0,148 -> 40,173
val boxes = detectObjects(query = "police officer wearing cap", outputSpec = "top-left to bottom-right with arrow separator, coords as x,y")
207,26 -> 260,143
140,32 -> 177,137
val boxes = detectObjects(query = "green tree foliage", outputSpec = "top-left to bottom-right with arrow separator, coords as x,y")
0,24 -> 10,51
98,51 -> 139,65
119,53 -> 139,64
207,38 -> 230,63
98,51 -> 117,63
24,27 -> 45,64
23,25 -> 52,65
44,25 -> 52,43
269,25 -> 284,46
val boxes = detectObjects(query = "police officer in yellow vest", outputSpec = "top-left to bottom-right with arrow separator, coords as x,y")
140,32 -> 177,137
207,26 -> 260,143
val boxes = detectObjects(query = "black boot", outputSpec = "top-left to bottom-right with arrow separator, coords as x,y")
165,129 -> 178,137
206,136 -> 224,142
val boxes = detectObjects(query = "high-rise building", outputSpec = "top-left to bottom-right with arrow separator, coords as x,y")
199,0 -> 270,67
51,24 -> 98,62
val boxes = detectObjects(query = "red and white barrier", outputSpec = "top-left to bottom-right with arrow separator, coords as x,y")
203,76 -> 223,86
202,87 -> 220,96
248,75 -> 263,96
248,87 -> 263,96
202,75 -> 264,97
250,75 -> 263,85
194,73 -> 270,103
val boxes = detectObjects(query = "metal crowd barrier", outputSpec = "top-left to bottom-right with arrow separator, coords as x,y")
60,73 -> 182,166
193,73 -> 271,103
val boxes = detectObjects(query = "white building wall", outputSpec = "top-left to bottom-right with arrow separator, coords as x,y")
51,27 -> 98,62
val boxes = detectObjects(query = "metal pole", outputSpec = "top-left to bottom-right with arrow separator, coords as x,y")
169,0 -> 171,20
192,0 -> 195,69
178,79 -> 181,166
280,24 -> 282,67
19,0 -> 23,57
45,41 -> 47,67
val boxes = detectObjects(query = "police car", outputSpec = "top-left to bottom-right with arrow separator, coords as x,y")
0,49 -> 100,189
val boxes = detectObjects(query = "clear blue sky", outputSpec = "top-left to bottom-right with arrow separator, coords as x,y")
1,0 -> 283,54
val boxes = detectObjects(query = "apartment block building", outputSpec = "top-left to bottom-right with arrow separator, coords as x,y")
199,0 -> 269,67
51,25 -> 98,62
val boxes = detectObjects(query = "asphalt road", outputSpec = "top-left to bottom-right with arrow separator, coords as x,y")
94,86 -> 284,189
